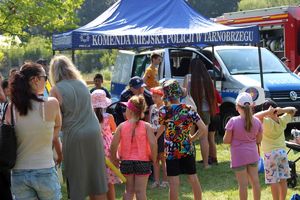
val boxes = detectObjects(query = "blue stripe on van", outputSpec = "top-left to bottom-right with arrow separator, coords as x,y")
111,82 -> 127,98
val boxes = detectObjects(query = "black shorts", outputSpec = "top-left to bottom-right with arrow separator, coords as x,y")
155,132 -> 165,153
208,114 -> 220,132
120,160 -> 152,175
166,155 -> 196,176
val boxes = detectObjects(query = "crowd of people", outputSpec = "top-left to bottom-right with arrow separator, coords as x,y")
0,53 -> 297,200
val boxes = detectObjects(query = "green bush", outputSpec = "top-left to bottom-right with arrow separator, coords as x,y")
0,36 -> 52,76
102,68 -> 111,81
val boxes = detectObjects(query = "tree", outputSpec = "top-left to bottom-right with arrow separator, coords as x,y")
77,0 -> 117,26
0,0 -> 84,36
239,0 -> 300,10
187,0 -> 240,18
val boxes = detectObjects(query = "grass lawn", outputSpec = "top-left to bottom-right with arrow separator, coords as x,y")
60,135 -> 300,200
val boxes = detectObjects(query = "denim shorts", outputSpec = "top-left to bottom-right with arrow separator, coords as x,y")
11,167 -> 61,200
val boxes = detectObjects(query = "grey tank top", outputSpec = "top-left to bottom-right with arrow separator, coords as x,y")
14,100 -> 55,169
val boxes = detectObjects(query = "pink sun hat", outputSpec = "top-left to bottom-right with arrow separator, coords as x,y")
91,89 -> 112,109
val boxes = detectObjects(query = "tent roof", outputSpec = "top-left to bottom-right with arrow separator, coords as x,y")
52,0 -> 259,50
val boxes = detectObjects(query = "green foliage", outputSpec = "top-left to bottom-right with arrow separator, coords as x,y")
77,0 -> 116,26
0,51 -> 4,63
188,0 -> 240,18
239,0 -> 300,10
99,49 -> 118,70
0,36 -> 52,75
0,0 -> 84,36
102,68 -> 112,81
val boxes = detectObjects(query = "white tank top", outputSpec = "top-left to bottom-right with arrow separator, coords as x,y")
14,100 -> 55,169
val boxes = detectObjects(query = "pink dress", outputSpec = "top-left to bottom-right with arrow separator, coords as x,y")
101,113 -> 120,184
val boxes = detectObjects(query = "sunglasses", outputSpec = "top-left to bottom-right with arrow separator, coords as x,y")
39,75 -> 48,82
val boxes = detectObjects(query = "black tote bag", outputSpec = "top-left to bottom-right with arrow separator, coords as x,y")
0,104 -> 17,170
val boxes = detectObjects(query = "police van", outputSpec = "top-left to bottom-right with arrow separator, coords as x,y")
111,46 -> 300,131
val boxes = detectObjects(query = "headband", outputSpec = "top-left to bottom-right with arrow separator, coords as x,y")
121,101 -> 140,112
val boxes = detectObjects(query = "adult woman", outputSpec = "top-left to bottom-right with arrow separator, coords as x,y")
49,55 -> 107,200
190,58 -> 216,169
5,62 -> 62,199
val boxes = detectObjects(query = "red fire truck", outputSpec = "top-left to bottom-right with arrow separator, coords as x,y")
215,6 -> 300,72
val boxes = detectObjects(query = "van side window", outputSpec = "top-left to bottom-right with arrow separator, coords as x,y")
169,50 -> 193,77
132,55 -> 150,77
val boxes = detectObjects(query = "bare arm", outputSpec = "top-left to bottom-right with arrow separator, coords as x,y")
52,99 -> 62,165
223,130 -> 232,144
49,86 -> 63,105
190,119 -> 207,142
254,106 -> 275,122
0,86 -> 6,103
276,107 -> 297,116
109,114 -> 117,132
256,132 -> 262,144
146,123 -> 157,163
155,125 -> 165,140
110,124 -> 122,166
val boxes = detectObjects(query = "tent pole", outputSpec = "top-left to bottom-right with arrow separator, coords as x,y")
212,45 -> 216,87
72,50 -> 75,63
258,44 -> 264,88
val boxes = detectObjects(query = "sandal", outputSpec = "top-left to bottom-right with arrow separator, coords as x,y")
160,181 -> 169,188
150,181 -> 160,189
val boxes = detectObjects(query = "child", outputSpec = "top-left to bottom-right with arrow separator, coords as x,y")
91,89 -> 119,200
149,87 -> 168,188
90,73 -> 111,98
143,53 -> 161,90
158,79 -> 207,200
110,95 -> 157,200
223,92 -> 262,200
254,100 -> 297,200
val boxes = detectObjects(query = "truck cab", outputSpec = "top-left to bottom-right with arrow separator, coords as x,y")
215,6 -> 300,72
111,46 -> 300,131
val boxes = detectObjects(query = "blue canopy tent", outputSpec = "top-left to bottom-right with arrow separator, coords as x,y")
52,0 -> 259,50
52,0 -> 264,87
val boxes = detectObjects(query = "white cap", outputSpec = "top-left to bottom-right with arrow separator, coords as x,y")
236,92 -> 253,106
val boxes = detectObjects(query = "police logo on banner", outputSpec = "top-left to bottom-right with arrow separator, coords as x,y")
80,33 -> 90,43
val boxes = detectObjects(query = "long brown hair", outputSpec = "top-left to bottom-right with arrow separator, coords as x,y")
94,108 -> 104,123
239,104 -> 253,132
10,62 -> 44,116
190,58 -> 216,116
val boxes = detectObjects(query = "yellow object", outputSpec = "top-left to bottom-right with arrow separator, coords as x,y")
45,80 -> 52,94
143,65 -> 159,89
261,113 -> 291,153
105,157 -> 126,183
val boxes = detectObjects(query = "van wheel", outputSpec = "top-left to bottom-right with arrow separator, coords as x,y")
220,106 -> 238,135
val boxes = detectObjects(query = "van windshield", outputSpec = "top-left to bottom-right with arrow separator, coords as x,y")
217,48 -> 288,75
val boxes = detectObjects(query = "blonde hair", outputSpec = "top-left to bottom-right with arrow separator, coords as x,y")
129,95 -> 147,119
239,104 -> 253,132
49,55 -> 84,85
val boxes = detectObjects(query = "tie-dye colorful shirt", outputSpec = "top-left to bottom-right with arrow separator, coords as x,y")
159,104 -> 200,160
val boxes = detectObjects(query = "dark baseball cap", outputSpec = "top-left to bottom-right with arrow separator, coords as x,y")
129,76 -> 145,89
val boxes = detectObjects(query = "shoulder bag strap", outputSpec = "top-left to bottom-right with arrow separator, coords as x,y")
10,104 -> 14,126
1,102 -> 8,123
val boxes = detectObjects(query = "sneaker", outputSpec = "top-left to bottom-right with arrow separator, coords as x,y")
160,181 -> 169,188
150,181 -> 160,189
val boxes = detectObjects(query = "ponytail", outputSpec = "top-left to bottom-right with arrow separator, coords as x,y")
10,63 -> 44,116
243,105 -> 253,132
94,108 -> 104,123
